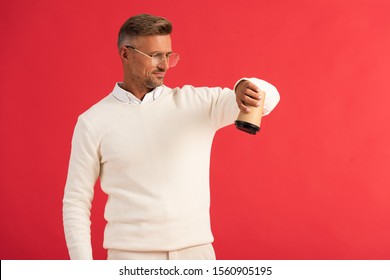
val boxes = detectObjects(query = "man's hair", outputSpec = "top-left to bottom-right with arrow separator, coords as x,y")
117,14 -> 172,49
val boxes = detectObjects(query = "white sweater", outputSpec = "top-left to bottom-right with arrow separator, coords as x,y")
63,78 -> 280,259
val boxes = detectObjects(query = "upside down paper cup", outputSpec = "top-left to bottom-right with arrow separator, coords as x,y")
235,91 -> 265,135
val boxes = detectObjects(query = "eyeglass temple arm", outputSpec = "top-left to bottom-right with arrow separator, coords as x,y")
125,46 -> 152,58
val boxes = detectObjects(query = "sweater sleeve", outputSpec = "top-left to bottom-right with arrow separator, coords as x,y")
62,116 -> 101,259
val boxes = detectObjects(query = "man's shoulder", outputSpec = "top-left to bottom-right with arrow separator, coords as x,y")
83,93 -> 116,113
78,94 -> 116,120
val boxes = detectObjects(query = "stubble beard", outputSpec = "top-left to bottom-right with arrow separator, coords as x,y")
144,73 -> 164,90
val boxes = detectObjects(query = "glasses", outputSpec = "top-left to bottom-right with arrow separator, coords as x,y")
125,46 -> 180,67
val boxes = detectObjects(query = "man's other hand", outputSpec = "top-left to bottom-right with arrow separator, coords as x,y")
235,80 -> 265,113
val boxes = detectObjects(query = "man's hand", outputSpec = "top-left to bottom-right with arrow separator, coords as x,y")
235,80 -> 264,113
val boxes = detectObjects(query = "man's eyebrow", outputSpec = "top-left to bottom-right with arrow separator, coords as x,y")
150,50 -> 173,55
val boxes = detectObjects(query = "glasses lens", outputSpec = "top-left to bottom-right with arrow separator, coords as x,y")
168,53 -> 179,67
151,53 -> 180,67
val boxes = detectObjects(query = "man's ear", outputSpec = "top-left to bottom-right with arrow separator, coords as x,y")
119,46 -> 129,61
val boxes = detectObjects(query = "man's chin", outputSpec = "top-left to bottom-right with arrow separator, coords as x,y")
146,79 -> 164,89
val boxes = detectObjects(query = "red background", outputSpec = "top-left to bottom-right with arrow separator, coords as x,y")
1,0 -> 390,260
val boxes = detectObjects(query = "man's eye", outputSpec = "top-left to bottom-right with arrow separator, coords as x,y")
152,53 -> 165,59
152,53 -> 172,59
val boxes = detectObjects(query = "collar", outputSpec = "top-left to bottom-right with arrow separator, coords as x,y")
111,83 -> 164,104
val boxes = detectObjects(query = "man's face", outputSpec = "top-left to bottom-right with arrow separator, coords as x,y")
126,35 -> 172,91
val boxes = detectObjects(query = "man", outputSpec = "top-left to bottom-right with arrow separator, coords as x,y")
63,14 -> 280,260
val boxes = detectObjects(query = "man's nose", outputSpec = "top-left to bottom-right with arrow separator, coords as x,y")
157,56 -> 169,69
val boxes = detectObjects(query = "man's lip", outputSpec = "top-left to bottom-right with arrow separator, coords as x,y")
154,72 -> 165,78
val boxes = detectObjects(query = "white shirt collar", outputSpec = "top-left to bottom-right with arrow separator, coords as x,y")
112,83 -> 164,104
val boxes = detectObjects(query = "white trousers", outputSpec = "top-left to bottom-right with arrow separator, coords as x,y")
107,243 -> 216,260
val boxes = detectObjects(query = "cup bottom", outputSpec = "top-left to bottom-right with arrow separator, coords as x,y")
235,120 -> 260,135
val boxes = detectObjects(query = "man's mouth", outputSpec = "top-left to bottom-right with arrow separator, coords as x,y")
153,71 -> 165,78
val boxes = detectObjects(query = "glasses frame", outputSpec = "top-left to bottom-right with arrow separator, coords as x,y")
125,45 -> 179,67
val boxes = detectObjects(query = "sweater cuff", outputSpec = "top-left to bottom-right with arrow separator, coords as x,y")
68,245 -> 93,260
